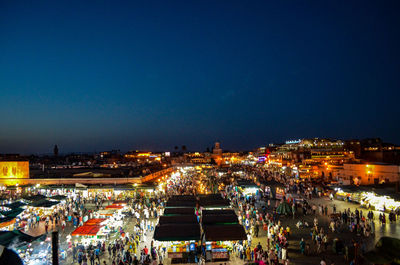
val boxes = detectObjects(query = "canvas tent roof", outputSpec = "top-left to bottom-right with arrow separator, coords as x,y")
153,224 -> 200,241
168,195 -> 196,202
30,199 -> 59,208
0,230 -> 43,247
71,225 -> 102,236
202,214 -> 238,225
2,201 -> 26,209
22,194 -> 47,202
158,215 -> 198,225
84,218 -> 107,226
105,204 -> 123,209
50,195 -> 67,201
199,198 -> 230,208
276,201 -> 292,215
198,194 -> 230,208
203,224 -> 247,241
0,208 -> 24,219
165,200 -> 197,208
163,207 -> 194,216
202,209 -> 236,216
97,209 -> 117,216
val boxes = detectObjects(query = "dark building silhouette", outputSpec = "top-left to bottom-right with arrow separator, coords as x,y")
53,145 -> 59,157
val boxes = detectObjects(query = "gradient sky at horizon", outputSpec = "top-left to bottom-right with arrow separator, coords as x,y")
1,0 -> 400,154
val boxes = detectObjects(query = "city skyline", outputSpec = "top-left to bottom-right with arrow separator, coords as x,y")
1,1 -> 400,154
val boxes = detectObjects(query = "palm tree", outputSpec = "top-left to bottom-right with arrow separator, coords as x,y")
206,172 -> 218,194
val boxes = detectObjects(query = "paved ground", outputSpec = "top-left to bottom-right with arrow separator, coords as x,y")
249,196 -> 400,265
21,196 -> 400,265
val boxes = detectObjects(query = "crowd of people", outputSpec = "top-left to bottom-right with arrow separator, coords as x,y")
3,164 -> 399,265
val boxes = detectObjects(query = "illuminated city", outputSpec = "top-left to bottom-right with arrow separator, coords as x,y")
1,1 -> 400,265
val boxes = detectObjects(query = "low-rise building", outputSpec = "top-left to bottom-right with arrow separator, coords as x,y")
339,163 -> 400,185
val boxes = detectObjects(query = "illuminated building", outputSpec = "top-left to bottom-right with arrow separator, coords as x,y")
0,161 -> 29,185
185,152 -> 211,164
212,142 -> 223,165
339,163 -> 400,185
124,151 -> 162,164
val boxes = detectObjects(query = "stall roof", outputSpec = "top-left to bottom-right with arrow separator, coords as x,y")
71,225 -> 102,236
84,218 -> 107,226
30,199 -> 60,208
2,201 -> 26,209
0,230 -> 43,247
203,224 -> 247,241
199,198 -> 230,208
113,200 -> 127,204
22,194 -> 47,202
165,200 -> 196,208
236,180 -> 258,188
169,195 -> 196,202
97,209 -> 117,216
259,180 -> 284,187
50,195 -> 67,201
198,194 -> 223,200
1,208 -> 24,218
105,204 -> 123,209
163,207 -> 194,216
202,214 -> 239,225
153,224 -> 200,241
202,209 -> 236,216
158,215 -> 198,225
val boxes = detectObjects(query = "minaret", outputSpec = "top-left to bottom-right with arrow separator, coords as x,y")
212,142 -> 223,165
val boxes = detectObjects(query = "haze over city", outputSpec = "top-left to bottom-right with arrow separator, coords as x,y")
1,1 -> 400,154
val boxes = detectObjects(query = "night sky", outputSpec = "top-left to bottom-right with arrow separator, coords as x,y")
1,1 -> 400,154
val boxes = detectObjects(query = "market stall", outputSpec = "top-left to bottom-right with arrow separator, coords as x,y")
335,187 -> 400,212
202,214 -> 238,225
153,223 -> 201,264
236,180 -> 259,198
202,209 -> 236,216
163,207 -> 195,216
105,204 -> 124,209
97,209 -> 117,217
198,194 -> 230,209
202,224 -> 247,262
158,215 -> 198,225
0,230 -> 48,264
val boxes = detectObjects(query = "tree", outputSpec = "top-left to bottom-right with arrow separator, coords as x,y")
174,146 -> 178,151
206,172 -> 218,194
182,145 -> 187,152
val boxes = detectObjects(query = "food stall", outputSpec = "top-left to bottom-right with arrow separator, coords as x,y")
198,194 -> 231,210
335,187 -> 400,212
0,230 -> 47,264
153,223 -> 201,264
154,195 -> 201,263
236,180 -> 259,198
202,224 -> 247,262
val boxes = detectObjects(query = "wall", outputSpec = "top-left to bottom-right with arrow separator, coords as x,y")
340,163 -> 400,185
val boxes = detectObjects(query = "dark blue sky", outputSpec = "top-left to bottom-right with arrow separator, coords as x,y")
1,1 -> 400,154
